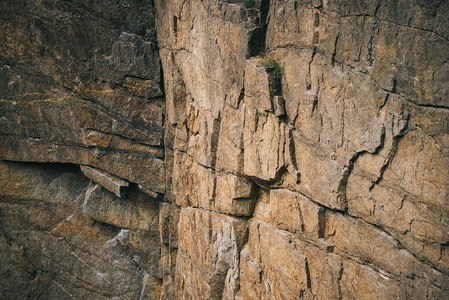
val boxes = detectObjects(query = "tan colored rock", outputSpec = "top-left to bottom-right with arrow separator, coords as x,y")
159,202 -> 180,249
186,107 -> 221,168
345,100 -> 449,270
428,284 -> 449,300
159,203 -> 172,245
239,220 -> 342,299
340,259 -> 405,300
289,133 -> 345,210
172,150 -> 215,209
325,211 -> 449,289
244,59 -> 273,112
298,194 -> 325,239
303,243 -> 342,300
215,173 -> 255,216
230,175 -> 254,199
273,95 -> 285,117
239,221 -> 308,299
280,68 -> 387,210
253,187 -> 324,239
243,110 -> 286,181
174,123 -> 188,152
216,104 -> 245,173
154,0 -> 247,119
2,0 -> 449,299
160,244 -> 178,300
175,207 -> 247,299
254,188 -> 303,233
439,245 -> 449,274
159,48 -> 187,125
164,123 -> 176,203
384,125 -> 449,222
159,196 -> 180,299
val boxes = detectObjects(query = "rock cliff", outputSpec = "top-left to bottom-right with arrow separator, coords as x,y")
1,0 -> 448,299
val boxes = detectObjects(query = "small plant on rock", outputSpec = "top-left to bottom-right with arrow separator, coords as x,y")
257,54 -> 284,78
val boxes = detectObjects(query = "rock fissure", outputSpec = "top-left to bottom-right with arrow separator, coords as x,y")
2,0 -> 449,298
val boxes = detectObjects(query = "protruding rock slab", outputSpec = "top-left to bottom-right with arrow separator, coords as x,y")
81,165 -> 129,198
241,59 -> 288,182
215,173 -> 256,217
82,182 -> 159,232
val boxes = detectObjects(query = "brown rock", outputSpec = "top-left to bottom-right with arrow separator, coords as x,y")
80,165 -> 129,198
172,150 -> 215,209
325,211 -> 449,289
239,221 -> 309,299
0,0 -> 165,196
0,161 -> 161,299
216,104 -> 245,173
254,188 -> 303,233
239,220 -> 342,299
82,182 -> 159,232
215,173 -> 256,216
2,0 -> 449,298
340,259 -> 405,300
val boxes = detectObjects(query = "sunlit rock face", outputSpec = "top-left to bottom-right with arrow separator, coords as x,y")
1,0 -> 449,299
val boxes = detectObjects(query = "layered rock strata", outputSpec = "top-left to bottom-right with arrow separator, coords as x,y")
1,0 -> 448,299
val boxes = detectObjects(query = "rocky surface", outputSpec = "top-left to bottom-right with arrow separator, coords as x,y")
81,165 -> 130,198
0,161 -> 162,299
0,0 -> 165,195
1,0 -> 448,299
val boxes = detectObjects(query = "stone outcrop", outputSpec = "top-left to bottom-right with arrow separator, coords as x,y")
1,0 -> 448,299
81,165 -> 130,198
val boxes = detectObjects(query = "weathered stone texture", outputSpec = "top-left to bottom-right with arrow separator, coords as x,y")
1,0 -> 449,299
81,165 -> 129,198
175,207 -> 247,299
155,0 -> 449,298
0,161 -> 161,299
0,0 -> 165,195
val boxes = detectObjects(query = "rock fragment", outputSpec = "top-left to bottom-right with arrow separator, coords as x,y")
80,165 -> 129,198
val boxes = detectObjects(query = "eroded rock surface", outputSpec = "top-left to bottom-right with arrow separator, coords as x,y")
0,161 -> 161,299
1,0 -> 448,299
0,0 -> 165,195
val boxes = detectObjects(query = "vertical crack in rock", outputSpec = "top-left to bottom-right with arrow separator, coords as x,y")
317,207 -> 326,238
331,32 -> 340,67
210,113 -> 222,169
367,20 -> 377,66
336,260 -> 344,300
2,0 -> 449,299
245,0 -> 271,57
304,256 -> 312,289
338,122 -> 387,211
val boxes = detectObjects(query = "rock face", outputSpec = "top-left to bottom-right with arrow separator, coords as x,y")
1,0 -> 448,299
0,0 -> 165,195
